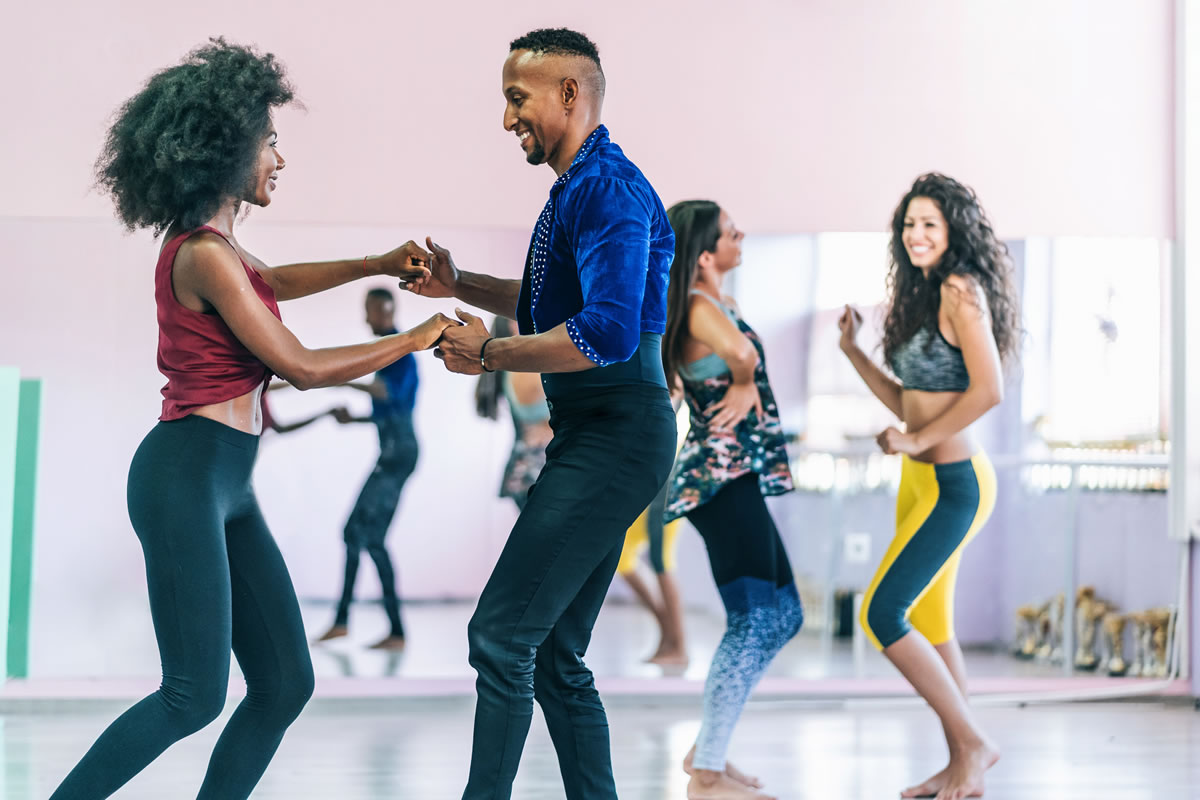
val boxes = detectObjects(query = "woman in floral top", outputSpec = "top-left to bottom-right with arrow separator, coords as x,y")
662,200 -> 802,800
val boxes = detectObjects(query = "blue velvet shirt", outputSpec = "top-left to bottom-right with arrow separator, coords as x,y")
516,126 -> 674,366
372,335 -> 418,420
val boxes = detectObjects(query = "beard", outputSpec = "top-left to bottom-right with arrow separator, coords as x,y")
525,139 -> 546,165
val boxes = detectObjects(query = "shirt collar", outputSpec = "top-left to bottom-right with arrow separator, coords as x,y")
549,125 -> 608,196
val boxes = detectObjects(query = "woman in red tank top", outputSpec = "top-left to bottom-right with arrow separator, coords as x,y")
50,39 -> 455,800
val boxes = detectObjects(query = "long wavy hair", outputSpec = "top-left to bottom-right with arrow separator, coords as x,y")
662,200 -> 722,386
882,173 -> 1021,368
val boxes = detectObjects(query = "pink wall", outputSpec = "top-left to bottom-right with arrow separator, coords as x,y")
0,1 -> 1177,675
0,0 -> 1173,237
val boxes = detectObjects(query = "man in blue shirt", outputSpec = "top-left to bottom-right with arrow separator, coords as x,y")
315,288 -> 419,651
405,28 -> 678,800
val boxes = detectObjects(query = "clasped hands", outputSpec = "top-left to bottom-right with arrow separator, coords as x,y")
383,237 -> 493,375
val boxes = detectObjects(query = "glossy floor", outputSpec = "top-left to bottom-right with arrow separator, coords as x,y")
4,697 -> 1196,799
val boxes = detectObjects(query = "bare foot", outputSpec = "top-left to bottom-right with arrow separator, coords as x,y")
314,625 -> 348,643
646,648 -> 689,666
684,747 -> 763,789
368,635 -> 406,651
902,740 -> 1000,800
901,765 -> 948,798
687,770 -> 775,800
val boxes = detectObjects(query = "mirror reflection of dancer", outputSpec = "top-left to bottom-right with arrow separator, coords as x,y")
662,201 -> 803,800
404,28 -> 678,800
315,288 -> 419,650
474,317 -> 552,512
50,40 -> 453,800
839,173 -> 1020,800
614,402 -> 689,666
260,382 -> 340,434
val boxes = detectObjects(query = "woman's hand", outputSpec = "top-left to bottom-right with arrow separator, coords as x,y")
838,304 -> 863,354
706,381 -> 763,432
407,313 -> 460,351
876,426 -> 922,456
377,240 -> 432,281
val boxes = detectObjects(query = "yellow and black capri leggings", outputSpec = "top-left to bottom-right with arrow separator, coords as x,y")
860,453 -> 996,650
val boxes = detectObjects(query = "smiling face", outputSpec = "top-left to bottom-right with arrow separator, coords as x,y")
501,50 -> 576,166
902,196 -> 949,271
246,123 -> 285,207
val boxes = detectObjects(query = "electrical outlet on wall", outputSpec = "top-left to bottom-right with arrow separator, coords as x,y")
844,532 -> 871,564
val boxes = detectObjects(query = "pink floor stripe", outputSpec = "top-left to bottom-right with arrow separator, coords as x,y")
1,676 -> 1188,701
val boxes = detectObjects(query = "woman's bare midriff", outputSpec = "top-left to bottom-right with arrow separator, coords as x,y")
190,385 -> 265,435
902,389 -> 976,464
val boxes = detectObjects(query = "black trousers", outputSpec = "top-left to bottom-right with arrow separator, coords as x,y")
335,415 -> 419,637
462,383 -> 677,800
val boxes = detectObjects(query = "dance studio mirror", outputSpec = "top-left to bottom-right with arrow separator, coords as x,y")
20,227 -> 1181,700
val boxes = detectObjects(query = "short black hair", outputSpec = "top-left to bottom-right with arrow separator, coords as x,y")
95,38 -> 296,236
509,28 -> 601,69
366,288 -> 395,305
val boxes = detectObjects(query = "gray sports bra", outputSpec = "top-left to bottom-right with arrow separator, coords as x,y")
889,324 -> 970,393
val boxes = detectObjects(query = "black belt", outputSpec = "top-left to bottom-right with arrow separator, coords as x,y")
541,333 -> 667,400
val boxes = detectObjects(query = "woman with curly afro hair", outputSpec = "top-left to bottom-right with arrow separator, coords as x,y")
50,39 -> 455,800
839,173 -> 1020,800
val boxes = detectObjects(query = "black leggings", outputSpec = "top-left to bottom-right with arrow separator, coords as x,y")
685,473 -> 795,595
50,415 -> 314,800
683,472 -> 803,770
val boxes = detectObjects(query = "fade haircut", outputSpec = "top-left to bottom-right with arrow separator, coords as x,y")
509,28 -> 606,97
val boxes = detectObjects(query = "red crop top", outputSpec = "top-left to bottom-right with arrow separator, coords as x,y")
156,226 -> 281,421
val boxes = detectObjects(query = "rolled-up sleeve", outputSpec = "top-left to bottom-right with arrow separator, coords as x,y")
561,177 -> 651,366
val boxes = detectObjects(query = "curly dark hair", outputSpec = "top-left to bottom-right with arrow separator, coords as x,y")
95,38 -> 296,236
881,173 -> 1022,369
661,200 -> 723,387
510,28 -> 602,66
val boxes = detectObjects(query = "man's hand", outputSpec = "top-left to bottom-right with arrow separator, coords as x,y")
402,237 -> 460,298
434,308 -> 493,375
378,240 -> 432,281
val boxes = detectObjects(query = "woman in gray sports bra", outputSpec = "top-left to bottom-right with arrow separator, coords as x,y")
839,173 -> 1021,800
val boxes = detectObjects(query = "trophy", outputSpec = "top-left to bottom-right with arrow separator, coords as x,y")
1127,612 -> 1147,677
1144,608 -> 1175,679
1101,613 -> 1127,676
1014,605 -> 1040,660
1073,587 -> 1104,671
1036,593 -> 1065,663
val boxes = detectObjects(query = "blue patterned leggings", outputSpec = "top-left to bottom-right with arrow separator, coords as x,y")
685,473 -> 804,771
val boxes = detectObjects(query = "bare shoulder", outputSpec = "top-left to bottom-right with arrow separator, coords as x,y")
176,231 -> 240,272
687,291 -> 723,319
174,232 -> 250,294
941,274 -> 987,317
